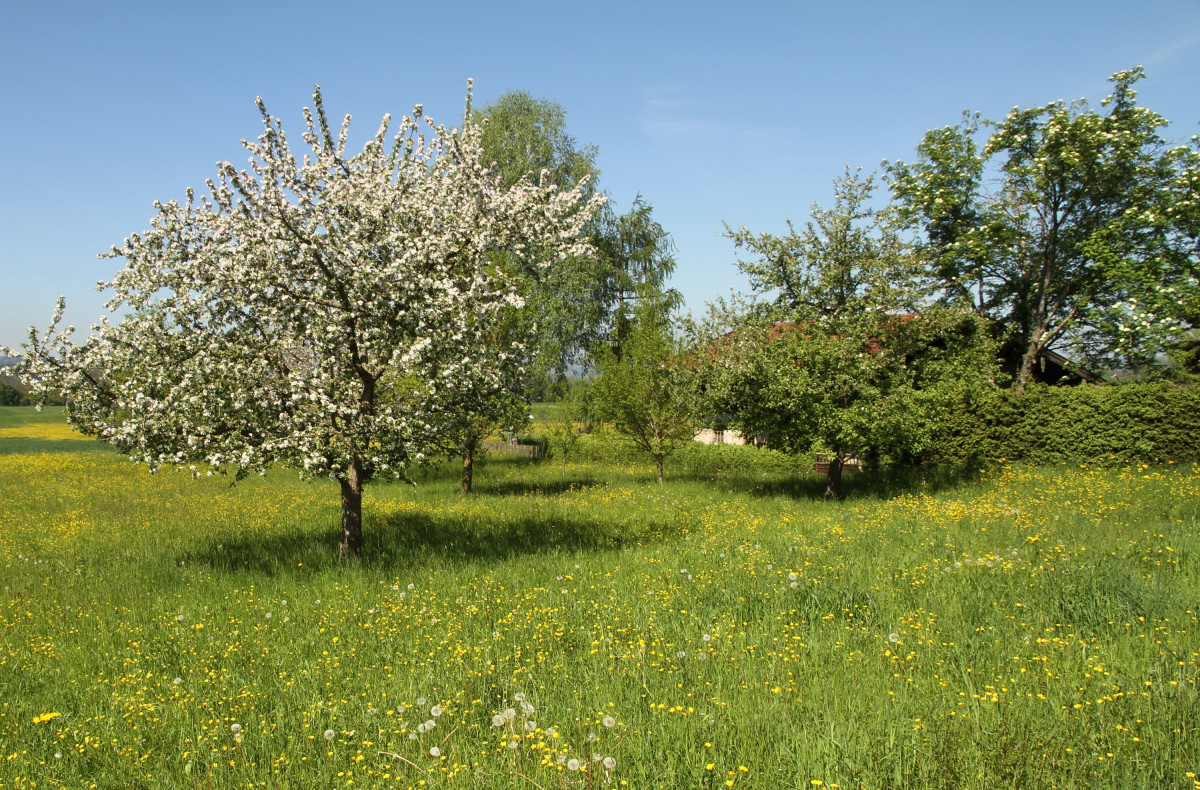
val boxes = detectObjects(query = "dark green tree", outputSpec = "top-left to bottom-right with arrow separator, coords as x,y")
594,196 -> 680,362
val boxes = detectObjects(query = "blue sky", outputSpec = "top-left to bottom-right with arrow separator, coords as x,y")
3,0 -> 1199,348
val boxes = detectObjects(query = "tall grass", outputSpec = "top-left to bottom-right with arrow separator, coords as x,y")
1,407 -> 1197,789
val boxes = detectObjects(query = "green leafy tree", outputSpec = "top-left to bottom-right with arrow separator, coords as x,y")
887,67 -> 1200,387
477,91 -> 609,375
594,196 -> 681,361
725,168 -> 926,320
592,288 -> 696,484
713,170 -> 996,498
0,381 -> 29,406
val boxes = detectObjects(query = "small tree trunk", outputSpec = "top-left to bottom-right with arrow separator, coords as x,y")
655,455 -> 665,485
824,450 -> 844,500
461,439 -> 475,495
339,457 -> 365,561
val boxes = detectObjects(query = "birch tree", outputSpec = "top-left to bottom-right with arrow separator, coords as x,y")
6,82 -> 600,560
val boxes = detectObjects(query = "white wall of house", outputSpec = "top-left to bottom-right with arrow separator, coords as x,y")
693,428 -> 748,446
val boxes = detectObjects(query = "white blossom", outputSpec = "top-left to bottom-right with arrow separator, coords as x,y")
8,81 -> 601,560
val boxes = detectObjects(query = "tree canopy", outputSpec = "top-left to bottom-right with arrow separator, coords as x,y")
887,67 -> 1200,386
710,171 -> 997,497
476,90 -> 609,376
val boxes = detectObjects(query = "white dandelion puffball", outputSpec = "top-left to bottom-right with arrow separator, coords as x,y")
602,716 -> 616,728
603,756 -> 616,769
567,758 -> 582,771
430,705 -> 443,717
492,714 -> 505,727
323,729 -> 335,741
429,746 -> 442,758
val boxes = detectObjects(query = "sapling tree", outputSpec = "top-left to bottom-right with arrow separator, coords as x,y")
591,287 -> 697,484
546,380 -> 592,472
6,82 -> 600,560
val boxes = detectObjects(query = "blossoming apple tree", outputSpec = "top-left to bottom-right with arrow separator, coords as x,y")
7,82 -> 601,560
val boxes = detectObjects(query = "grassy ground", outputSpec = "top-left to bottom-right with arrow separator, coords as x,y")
1,407 -> 1198,789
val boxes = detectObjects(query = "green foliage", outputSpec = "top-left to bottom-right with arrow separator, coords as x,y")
711,310 -> 999,466
725,168 -> 924,320
591,289 -> 697,483
927,381 -> 1200,467
593,196 -> 680,360
544,380 -> 592,468
712,171 -> 999,495
0,381 -> 29,406
477,91 -> 611,376
477,90 -> 598,193
887,68 -> 1200,385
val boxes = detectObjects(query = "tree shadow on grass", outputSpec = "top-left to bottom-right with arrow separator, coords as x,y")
672,463 -> 984,502
176,504 -> 652,576
470,476 -> 602,498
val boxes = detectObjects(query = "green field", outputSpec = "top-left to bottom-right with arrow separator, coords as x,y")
1,407 -> 1198,789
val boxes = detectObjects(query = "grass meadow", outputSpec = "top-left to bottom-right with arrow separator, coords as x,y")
1,406 -> 1198,789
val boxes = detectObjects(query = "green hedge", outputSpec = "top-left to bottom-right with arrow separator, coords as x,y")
928,382 -> 1200,467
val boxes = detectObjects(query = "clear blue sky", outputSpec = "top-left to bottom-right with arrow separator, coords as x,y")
3,0 -> 1199,348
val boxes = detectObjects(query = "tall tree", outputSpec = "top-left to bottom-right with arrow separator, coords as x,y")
594,196 -> 680,361
5,82 -> 600,560
478,90 -> 598,194
477,91 -> 609,374
887,67 -> 1200,387
725,168 -> 926,323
